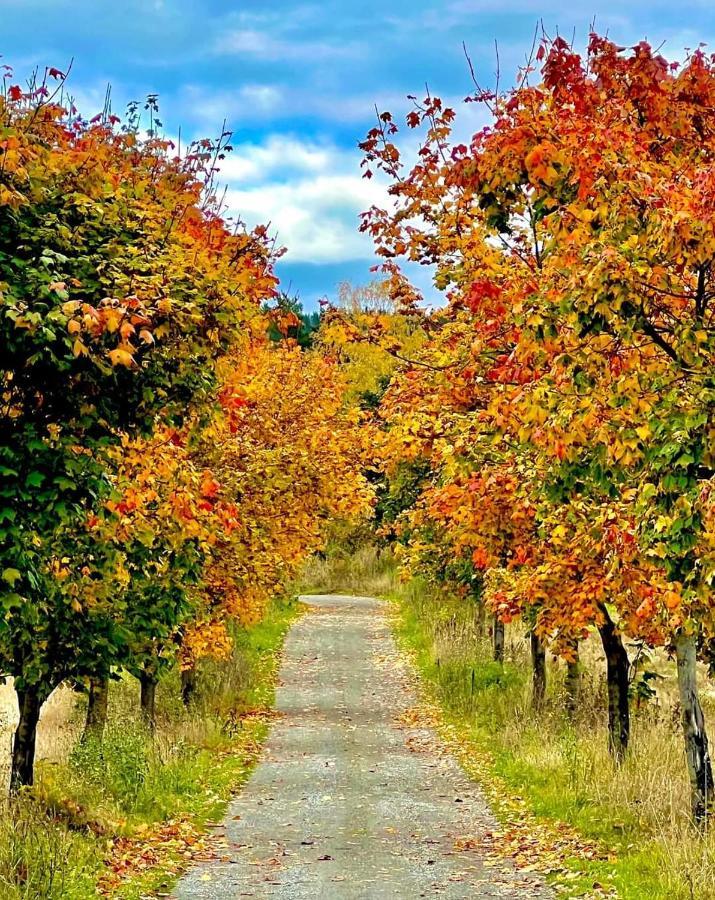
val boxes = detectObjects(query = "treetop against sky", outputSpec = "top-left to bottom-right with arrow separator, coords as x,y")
1,0 -> 713,307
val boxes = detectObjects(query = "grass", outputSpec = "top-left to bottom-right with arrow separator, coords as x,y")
12,540 -> 715,899
302,543 -> 715,900
300,540 -> 400,598
0,595 -> 300,899
395,580 -> 715,900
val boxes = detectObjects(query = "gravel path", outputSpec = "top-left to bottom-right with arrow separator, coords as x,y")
173,595 -> 551,899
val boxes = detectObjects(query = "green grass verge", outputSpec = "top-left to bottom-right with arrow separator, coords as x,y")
0,596 -> 301,900
392,585 -> 714,900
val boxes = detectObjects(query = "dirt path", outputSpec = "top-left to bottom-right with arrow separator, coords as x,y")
174,596 -> 551,899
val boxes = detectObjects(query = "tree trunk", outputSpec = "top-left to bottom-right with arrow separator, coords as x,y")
597,605 -> 630,763
180,667 -> 197,707
675,632 -> 714,825
10,685 -> 43,792
493,616 -> 505,663
140,672 -> 157,732
565,644 -> 581,718
83,677 -> 109,742
530,630 -> 547,709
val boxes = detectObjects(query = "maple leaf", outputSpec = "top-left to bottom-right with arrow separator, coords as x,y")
108,347 -> 135,367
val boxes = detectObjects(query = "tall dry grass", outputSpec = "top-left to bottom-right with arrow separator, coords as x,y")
398,569 -> 715,899
300,542 -> 400,598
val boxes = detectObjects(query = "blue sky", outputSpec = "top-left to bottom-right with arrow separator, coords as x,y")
1,0 -> 713,309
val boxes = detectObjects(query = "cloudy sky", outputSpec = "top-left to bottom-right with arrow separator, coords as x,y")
1,1 -> 713,308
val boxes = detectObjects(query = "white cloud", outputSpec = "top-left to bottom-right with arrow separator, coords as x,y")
220,136 -> 387,264
238,84 -> 282,113
220,135 -> 336,182
181,83 -> 287,127
212,87 -> 494,264
213,27 -> 362,62
180,81 -> 423,130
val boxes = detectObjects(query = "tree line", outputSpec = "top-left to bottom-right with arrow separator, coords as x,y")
347,33 -> 715,825
0,67 -> 372,790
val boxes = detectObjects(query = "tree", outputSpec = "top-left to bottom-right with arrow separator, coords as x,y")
265,293 -> 321,348
359,33 -> 715,818
178,337 -> 375,675
318,281 -> 426,402
0,71 -> 277,788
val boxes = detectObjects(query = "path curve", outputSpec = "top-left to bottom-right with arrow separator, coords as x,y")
174,595 -> 551,899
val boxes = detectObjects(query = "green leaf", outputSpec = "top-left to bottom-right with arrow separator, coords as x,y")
1,593 -> 22,611
2,568 -> 22,587
675,453 -> 695,469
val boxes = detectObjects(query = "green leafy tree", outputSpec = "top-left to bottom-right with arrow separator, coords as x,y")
0,75 -> 276,788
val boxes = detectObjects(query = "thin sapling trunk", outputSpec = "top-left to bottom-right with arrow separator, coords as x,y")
597,604 -> 630,763
140,671 -> 158,732
530,629 -> 547,709
675,631 -> 714,825
565,642 -> 581,719
83,676 -> 109,742
493,615 -> 505,664
10,685 -> 44,792
180,666 -> 197,707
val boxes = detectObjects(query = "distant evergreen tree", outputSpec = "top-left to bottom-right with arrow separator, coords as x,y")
265,293 -> 321,348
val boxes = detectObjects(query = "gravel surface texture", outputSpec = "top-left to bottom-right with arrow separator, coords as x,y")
173,594 -> 552,899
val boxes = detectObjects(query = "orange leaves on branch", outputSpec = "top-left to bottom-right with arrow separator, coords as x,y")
471,547 -> 490,570
199,472 -> 221,501
180,337 -> 375,666
362,30 -> 715,658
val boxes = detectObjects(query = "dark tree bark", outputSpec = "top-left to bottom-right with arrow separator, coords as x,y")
10,685 -> 43,792
140,672 -> 157,732
493,616 -> 505,663
83,676 -> 109,742
530,630 -> 547,709
180,667 -> 197,707
597,604 -> 630,763
675,632 -> 714,825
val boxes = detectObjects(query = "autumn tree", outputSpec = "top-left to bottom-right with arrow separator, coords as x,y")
360,33 -> 715,820
265,293 -> 321,348
319,281 -> 426,403
178,336 -> 375,678
0,69 -> 277,787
